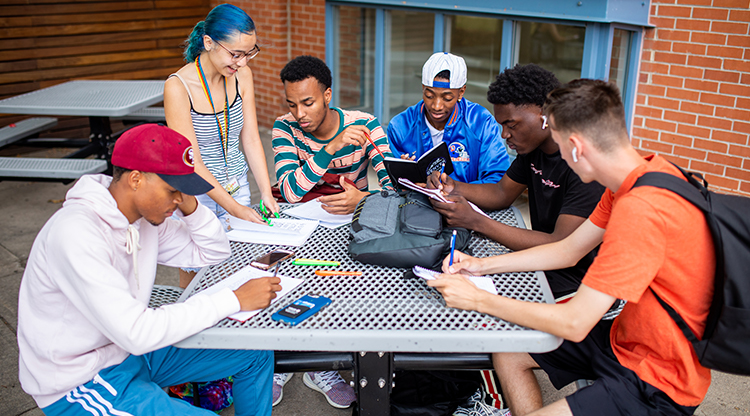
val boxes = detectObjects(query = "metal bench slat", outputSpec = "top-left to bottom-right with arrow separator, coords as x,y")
120,106 -> 165,121
0,157 -> 107,179
0,117 -> 58,147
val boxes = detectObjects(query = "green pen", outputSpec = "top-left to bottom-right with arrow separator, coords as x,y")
259,200 -> 273,226
292,259 -> 341,266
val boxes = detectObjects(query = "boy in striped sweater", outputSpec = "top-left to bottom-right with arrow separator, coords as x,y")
272,55 -> 394,216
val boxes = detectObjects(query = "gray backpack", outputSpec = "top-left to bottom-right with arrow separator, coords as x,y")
348,190 -> 470,269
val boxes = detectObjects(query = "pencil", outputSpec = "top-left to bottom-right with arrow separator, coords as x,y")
364,131 -> 385,159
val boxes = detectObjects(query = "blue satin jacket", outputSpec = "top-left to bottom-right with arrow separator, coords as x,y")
386,98 -> 510,184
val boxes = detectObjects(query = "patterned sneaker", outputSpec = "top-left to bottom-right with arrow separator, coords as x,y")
272,372 -> 293,406
302,371 -> 356,409
453,399 -> 511,416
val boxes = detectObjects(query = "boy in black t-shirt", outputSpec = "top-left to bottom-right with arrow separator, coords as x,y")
428,64 -> 604,298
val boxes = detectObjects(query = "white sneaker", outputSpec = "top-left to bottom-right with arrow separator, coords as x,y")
302,371 -> 356,409
272,372 -> 293,406
454,398 -> 511,416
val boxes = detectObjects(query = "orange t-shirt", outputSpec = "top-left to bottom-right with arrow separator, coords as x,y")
584,154 -> 714,406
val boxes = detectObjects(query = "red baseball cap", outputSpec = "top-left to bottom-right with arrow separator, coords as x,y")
111,124 -> 213,195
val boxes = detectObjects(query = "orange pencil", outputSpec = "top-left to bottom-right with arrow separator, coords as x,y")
315,270 -> 363,276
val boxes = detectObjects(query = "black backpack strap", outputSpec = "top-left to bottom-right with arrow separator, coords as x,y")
633,171 -> 709,214
649,288 -> 700,344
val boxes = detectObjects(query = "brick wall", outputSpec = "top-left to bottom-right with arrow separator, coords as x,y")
634,0 -> 750,196
218,0 -> 326,129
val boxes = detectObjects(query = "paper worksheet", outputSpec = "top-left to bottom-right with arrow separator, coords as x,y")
225,216 -> 319,247
284,199 -> 353,228
193,265 -> 304,322
397,178 -> 491,219
412,265 -> 498,295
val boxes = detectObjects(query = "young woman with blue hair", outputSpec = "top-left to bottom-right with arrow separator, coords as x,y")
165,3 -> 279,288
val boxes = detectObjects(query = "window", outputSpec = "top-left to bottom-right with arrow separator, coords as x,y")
517,22 -> 586,83
335,6 -> 376,114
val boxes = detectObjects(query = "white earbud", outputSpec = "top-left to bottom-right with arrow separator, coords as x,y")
541,115 -> 548,130
571,147 -> 579,163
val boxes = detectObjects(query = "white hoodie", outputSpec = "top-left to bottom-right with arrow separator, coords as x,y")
18,174 -> 237,408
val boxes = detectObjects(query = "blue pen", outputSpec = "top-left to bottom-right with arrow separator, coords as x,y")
438,161 -> 445,188
449,229 -> 457,266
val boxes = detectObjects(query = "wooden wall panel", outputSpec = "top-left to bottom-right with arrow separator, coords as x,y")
0,0 -> 210,142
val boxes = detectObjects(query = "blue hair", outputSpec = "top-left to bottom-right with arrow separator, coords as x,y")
183,4 -> 256,62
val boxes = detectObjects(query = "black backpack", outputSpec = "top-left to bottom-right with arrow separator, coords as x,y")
634,165 -> 750,375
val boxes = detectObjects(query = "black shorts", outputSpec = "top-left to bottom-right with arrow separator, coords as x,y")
531,320 -> 698,416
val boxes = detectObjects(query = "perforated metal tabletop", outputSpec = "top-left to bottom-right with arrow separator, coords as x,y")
0,80 -> 164,117
175,206 -> 561,354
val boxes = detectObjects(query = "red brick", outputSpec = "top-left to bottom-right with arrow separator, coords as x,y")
743,74 -> 750,85
633,126 -> 660,141
631,138 -> 642,148
691,32 -> 727,45
634,116 -> 645,127
719,83 -> 750,97
671,42 -> 707,55
692,7 -> 729,20
726,167 -> 750,182
660,5 -> 692,16
712,21 -> 750,35
704,173 -> 739,189
735,121 -> 750,135
655,51 -> 687,65
729,144 -> 750,158
713,0 -> 750,7
639,73 -> 650,84
660,132 -> 694,146
652,16 -> 677,29
668,65 -> 703,79
637,94 -> 647,105
684,78 -> 719,92
729,9 -> 750,22
674,145 -> 707,160
648,96 -> 681,110
737,97 -> 750,110
641,138 -> 674,153
639,84 -> 667,97
686,55 -> 722,69
727,35 -> 750,48
652,74 -> 685,88
635,106 -> 664,118
681,101 -> 715,115
698,115 -> 734,130
745,159 -> 750,170
700,92 -> 736,107
707,45 -> 745,59
694,138 -> 729,153
662,154 -> 691,168
708,152 -> 744,168
664,110 -> 697,124
691,160 -> 726,175
715,107 -> 750,121
704,69 -> 741,83
645,39 -> 673,51
676,18 -> 712,31
641,61 -> 671,73
677,123 -> 711,138
666,87 -> 701,101
741,181 -> 750,194
713,129 -> 749,145
656,29 -> 691,42
675,0 -> 710,5
645,118 -> 678,132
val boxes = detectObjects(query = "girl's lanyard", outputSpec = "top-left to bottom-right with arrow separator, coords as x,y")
195,57 -> 231,182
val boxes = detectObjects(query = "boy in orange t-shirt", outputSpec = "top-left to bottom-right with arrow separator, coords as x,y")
428,79 -> 714,416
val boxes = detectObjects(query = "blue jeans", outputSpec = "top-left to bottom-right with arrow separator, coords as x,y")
42,347 -> 273,416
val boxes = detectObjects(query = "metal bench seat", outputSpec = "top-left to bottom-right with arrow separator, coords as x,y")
0,157 -> 107,181
0,117 -> 58,148
119,106 -> 165,122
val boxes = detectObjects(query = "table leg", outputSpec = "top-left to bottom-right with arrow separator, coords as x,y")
354,351 -> 393,416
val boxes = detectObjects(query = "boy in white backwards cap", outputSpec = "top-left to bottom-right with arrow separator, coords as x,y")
387,52 -> 510,184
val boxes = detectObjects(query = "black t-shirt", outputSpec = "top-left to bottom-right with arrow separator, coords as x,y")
506,148 -> 605,298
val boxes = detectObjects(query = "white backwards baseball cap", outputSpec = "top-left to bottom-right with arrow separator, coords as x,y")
421,52 -> 467,89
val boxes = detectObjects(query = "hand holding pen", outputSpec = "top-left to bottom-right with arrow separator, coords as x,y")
259,199 -> 279,226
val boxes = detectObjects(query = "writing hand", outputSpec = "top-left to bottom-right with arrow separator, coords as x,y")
324,125 -> 369,154
427,274 -> 487,311
441,250 -> 483,275
318,176 -> 368,215
231,204 -> 266,224
234,276 -> 282,311
400,153 -> 416,161
425,171 -> 455,195
431,195 -> 481,230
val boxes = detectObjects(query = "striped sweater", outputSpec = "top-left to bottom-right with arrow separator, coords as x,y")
272,107 -> 394,203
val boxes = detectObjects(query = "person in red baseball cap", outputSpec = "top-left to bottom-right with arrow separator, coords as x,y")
18,123 -> 281,416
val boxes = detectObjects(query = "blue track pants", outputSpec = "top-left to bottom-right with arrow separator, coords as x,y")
42,346 -> 273,416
